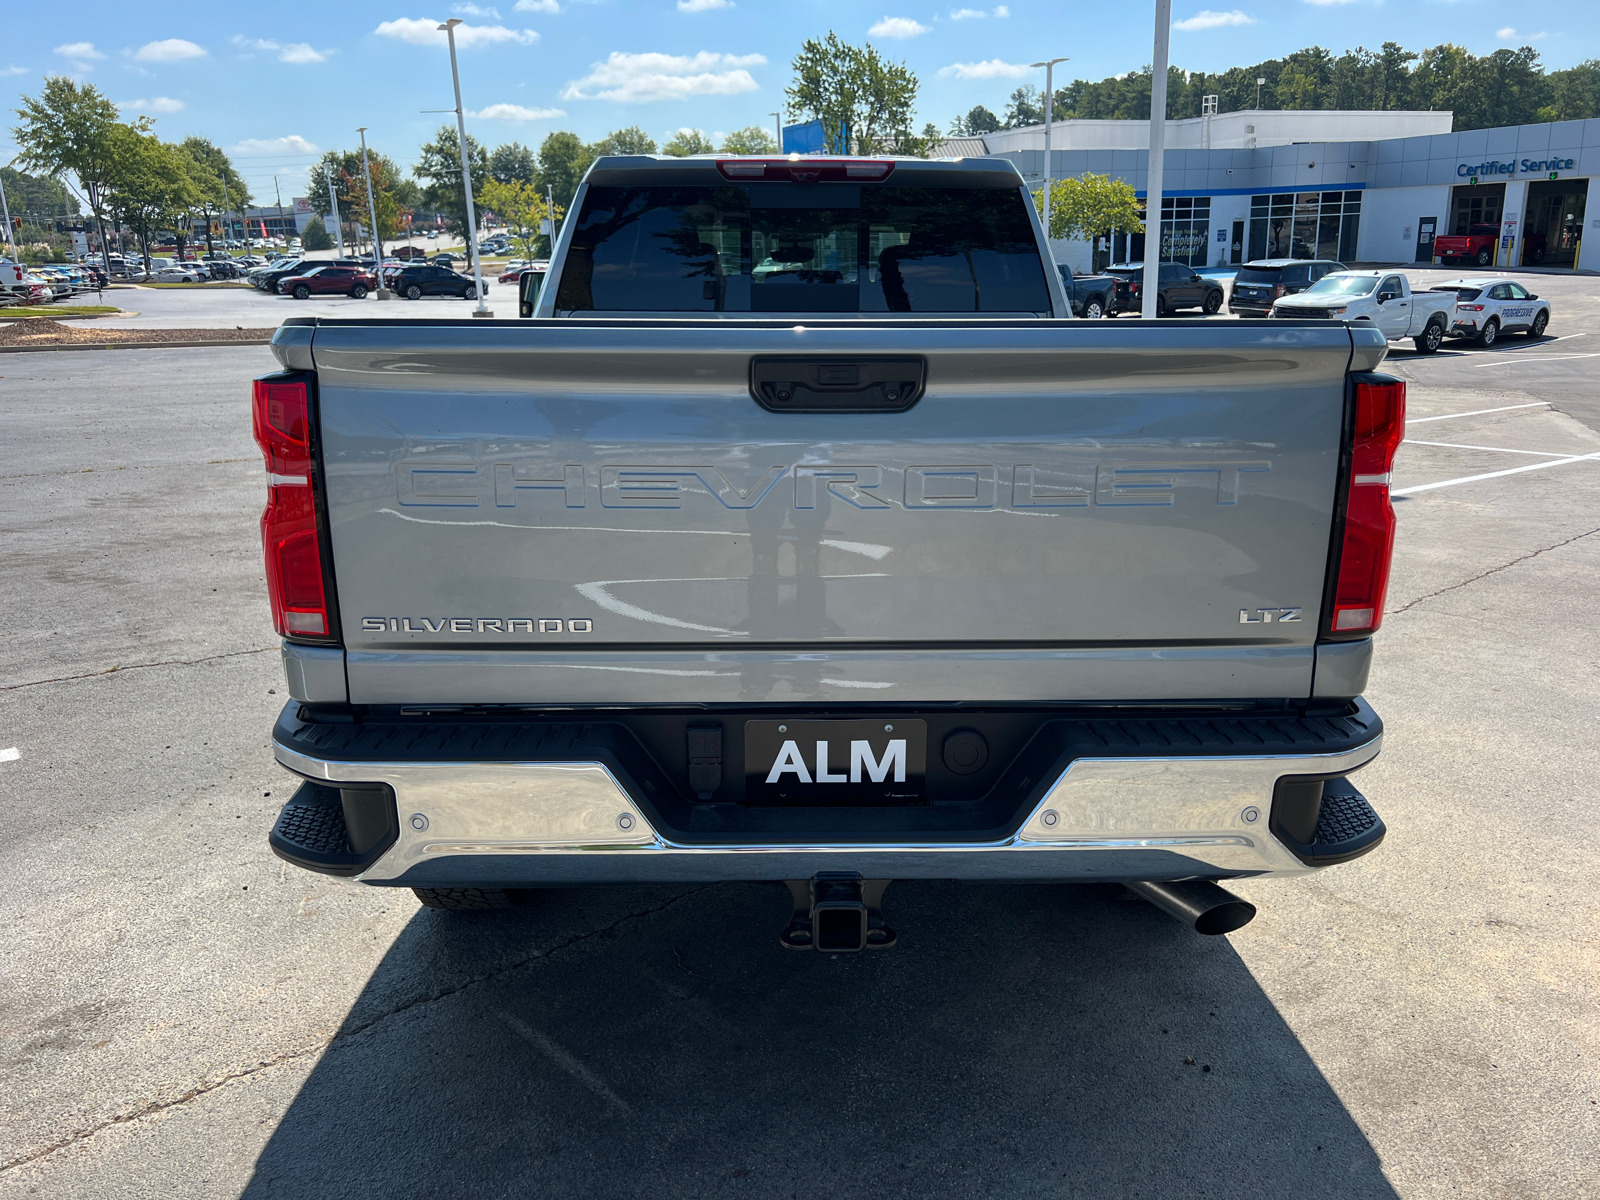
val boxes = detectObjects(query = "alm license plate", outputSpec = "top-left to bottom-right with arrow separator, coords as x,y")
745,720 -> 927,805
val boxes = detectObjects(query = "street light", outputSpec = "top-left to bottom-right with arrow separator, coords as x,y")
1029,57 -> 1069,253
438,18 -> 492,318
1256,76 -> 1266,109
356,128 -> 390,298
1143,0 -> 1172,319
770,110 -> 784,153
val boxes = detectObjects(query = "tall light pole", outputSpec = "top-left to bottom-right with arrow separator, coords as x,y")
770,110 -> 783,153
1029,57 -> 1068,254
438,18 -> 492,318
326,173 -> 346,258
357,127 -> 390,298
1142,0 -> 1172,319
1255,76 -> 1265,109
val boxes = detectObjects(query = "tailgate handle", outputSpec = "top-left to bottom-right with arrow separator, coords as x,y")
750,356 -> 926,413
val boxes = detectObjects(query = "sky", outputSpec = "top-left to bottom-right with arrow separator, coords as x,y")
4,0 -> 1596,206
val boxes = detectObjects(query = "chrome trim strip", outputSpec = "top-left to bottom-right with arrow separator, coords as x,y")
272,734 -> 1381,882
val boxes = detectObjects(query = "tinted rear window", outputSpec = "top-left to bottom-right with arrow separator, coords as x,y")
554,183 -> 1049,313
1234,266 -> 1283,284
1430,286 -> 1482,300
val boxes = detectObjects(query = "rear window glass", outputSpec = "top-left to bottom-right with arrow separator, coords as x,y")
1234,266 -> 1283,284
554,183 -> 1049,313
1429,286 -> 1482,300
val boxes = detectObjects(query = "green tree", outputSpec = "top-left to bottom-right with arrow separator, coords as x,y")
11,76 -> 138,263
951,105 -> 1001,136
787,32 -> 922,154
478,177 -> 562,260
489,141 -> 538,184
1545,59 -> 1600,121
1033,173 -> 1145,243
179,136 -> 250,257
663,128 -> 715,156
538,131 -> 591,214
720,125 -> 778,154
108,129 -> 197,271
590,125 -> 658,156
1004,86 -> 1044,128
301,215 -> 333,251
310,148 -> 407,245
414,125 -> 491,242
0,166 -> 79,222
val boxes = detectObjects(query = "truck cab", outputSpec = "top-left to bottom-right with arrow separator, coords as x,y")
1271,270 -> 1454,353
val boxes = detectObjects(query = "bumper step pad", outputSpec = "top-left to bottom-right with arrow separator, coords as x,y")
1275,780 -> 1386,867
268,781 -> 398,877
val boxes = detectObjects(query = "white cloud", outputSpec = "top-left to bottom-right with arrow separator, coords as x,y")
1496,26 -> 1546,40
54,42 -> 106,60
515,0 -> 561,10
869,16 -> 929,37
232,36 -> 331,63
454,2 -> 501,15
117,96 -> 186,114
228,135 -> 320,156
677,0 -> 731,9
950,5 -> 1008,16
1172,9 -> 1254,29
374,18 -> 539,46
467,102 -> 567,119
134,39 -> 208,62
938,58 -> 1032,79
562,50 -> 764,102
994,4 -> 1009,13
1,65 -> 27,76
1302,0 -> 1358,5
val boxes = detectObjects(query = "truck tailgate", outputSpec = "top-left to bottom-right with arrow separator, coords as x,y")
306,319 -> 1360,705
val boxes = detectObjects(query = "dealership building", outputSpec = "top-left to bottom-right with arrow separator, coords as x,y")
937,108 -> 1598,272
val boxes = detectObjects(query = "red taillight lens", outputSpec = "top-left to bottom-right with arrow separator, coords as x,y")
1331,379 -> 1406,635
1273,283 -> 1286,298
252,377 -> 331,639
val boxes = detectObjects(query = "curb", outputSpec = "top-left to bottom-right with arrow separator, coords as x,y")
0,338 -> 275,354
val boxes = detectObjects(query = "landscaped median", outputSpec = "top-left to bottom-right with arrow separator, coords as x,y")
0,318 -> 276,352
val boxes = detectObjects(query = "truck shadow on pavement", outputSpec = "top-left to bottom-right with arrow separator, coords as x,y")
242,880 -> 1398,1199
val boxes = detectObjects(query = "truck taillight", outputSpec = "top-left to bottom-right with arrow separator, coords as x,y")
715,158 -> 895,182
252,376 -> 333,640
1331,378 -> 1406,636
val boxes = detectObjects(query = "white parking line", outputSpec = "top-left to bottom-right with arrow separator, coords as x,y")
1404,439 -> 1581,458
1476,352 -> 1600,367
1470,332 -> 1587,354
0,747 -> 18,763
1407,402 -> 1549,424
1393,452 -> 1600,496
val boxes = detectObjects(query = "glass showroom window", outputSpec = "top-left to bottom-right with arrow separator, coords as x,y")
1159,196 -> 1211,267
1248,191 -> 1360,262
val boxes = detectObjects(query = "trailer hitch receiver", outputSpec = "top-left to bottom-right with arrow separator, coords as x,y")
781,873 -> 896,952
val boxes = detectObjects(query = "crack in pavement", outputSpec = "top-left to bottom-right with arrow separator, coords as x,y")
0,458 -> 254,481
1,647 -> 278,692
1388,526 -> 1600,616
0,886 -> 712,1174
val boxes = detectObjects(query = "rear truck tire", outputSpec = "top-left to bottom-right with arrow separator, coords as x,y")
293,284 -> 311,300
1202,289 -> 1223,315
1477,317 -> 1499,347
1082,296 -> 1104,319
1474,247 -> 1492,266
1155,294 -> 1168,318
350,284 -> 368,299
1413,316 -> 1445,354
1527,310 -> 1548,338
405,284 -> 422,300
413,887 -> 532,910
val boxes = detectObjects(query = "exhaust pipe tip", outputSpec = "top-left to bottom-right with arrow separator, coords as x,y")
1126,880 -> 1257,936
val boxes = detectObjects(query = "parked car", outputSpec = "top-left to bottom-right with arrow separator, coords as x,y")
152,265 -> 203,283
393,245 -> 429,261
253,260 -> 307,293
1433,223 -> 1499,267
392,264 -> 486,300
1428,277 -> 1552,345
1054,262 -> 1115,318
276,265 -> 378,299
497,260 -> 542,284
1271,270 -> 1455,353
261,153 -> 1401,945
1106,262 -> 1225,316
1228,259 -> 1348,318
426,229 -> 439,240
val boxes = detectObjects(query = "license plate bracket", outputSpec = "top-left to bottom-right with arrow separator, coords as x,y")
744,719 -> 927,806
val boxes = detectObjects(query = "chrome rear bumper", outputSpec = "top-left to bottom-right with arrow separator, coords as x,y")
273,734 -> 1383,886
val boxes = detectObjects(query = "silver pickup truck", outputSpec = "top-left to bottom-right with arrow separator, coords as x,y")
258,154 -> 1404,951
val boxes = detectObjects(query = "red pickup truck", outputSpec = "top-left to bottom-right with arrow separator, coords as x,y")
1434,224 -> 1500,267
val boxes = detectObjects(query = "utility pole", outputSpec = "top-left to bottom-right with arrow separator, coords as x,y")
326,173 -> 345,258
439,18 -> 492,318
0,170 -> 18,262
357,127 -> 390,298
1030,58 -> 1068,252
273,175 -> 285,246
1142,0 -> 1172,319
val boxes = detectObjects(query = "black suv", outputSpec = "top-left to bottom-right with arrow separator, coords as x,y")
1228,259 -> 1347,318
393,264 -> 486,301
1106,262 -> 1226,316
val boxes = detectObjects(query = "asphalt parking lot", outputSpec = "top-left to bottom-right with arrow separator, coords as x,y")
2,285 -> 1599,1197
